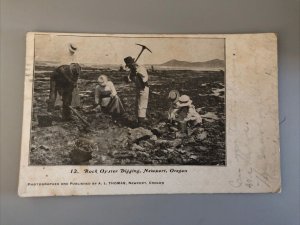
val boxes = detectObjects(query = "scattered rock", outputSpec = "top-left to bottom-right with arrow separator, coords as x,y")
169,126 -> 179,132
195,131 -> 208,141
201,112 -> 219,122
100,155 -> 108,161
151,160 -> 159,164
178,149 -> 186,154
39,145 -> 50,151
166,148 -> 175,153
169,139 -> 182,148
131,143 -> 145,151
190,155 -> 198,160
151,122 -> 167,136
198,146 -> 208,151
113,151 -> 137,159
182,158 -> 190,164
196,108 -> 203,113
128,127 -> 153,143
137,151 -> 150,158
140,140 -> 154,148
111,150 -> 118,156
154,149 -> 166,157
89,159 -> 98,165
183,136 -> 196,145
150,135 -> 158,141
155,139 -> 169,148
175,132 -> 188,138
30,144 -> 37,152
161,149 -> 169,154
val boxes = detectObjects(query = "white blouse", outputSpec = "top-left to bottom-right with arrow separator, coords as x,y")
95,81 -> 117,107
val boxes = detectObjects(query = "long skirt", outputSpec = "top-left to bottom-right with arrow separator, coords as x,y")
105,95 -> 125,115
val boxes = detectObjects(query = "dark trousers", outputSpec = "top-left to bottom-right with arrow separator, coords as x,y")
48,80 -> 74,120
61,88 -> 73,120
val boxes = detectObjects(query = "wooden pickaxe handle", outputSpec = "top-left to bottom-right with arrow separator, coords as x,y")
135,43 -> 152,63
69,106 -> 91,127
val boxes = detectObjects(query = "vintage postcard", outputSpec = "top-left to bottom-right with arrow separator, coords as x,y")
18,33 -> 280,196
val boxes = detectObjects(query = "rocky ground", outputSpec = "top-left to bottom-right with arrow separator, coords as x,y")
30,65 -> 225,165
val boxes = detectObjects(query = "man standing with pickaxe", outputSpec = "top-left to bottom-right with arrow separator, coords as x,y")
124,43 -> 152,127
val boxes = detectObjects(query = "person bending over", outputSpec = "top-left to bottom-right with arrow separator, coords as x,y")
94,75 -> 125,116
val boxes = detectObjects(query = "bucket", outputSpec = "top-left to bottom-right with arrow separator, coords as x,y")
70,138 -> 94,164
70,148 -> 92,164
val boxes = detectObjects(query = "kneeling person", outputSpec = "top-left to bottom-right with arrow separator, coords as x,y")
168,95 -> 202,134
95,75 -> 125,116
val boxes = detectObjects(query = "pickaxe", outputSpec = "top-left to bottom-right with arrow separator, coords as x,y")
135,43 -> 152,62
69,106 -> 91,128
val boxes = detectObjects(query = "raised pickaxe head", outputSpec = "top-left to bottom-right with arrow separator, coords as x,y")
135,43 -> 152,62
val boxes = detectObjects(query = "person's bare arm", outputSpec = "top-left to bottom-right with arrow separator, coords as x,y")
95,86 -> 100,105
109,81 -> 117,97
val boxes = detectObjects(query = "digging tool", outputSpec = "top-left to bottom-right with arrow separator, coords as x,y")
134,44 -> 160,97
69,106 -> 91,127
135,43 -> 152,62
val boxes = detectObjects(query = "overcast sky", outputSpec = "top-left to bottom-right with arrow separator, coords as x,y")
35,34 -> 225,65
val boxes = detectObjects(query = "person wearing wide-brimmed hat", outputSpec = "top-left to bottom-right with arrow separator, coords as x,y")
51,43 -> 80,111
47,63 -> 81,121
124,56 -> 149,126
169,95 -> 202,133
94,75 -> 125,115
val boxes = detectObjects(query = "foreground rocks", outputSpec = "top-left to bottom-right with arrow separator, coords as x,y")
128,127 -> 153,143
88,122 -> 218,165
30,113 -> 223,166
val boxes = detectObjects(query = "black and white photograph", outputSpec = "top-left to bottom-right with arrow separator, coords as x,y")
29,34 -> 226,166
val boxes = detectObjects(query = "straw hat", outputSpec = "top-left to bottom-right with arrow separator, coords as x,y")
98,75 -> 108,85
176,95 -> 192,107
168,90 -> 180,103
69,43 -> 78,54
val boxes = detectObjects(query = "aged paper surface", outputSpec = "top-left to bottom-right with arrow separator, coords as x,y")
18,33 -> 280,196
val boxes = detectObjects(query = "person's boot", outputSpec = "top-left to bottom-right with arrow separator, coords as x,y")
137,117 -> 148,127
62,107 -> 72,121
117,112 -> 130,127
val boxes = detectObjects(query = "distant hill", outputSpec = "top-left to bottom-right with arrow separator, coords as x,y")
160,59 -> 225,68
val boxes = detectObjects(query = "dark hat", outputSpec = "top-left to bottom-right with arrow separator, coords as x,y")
124,56 -> 135,67
70,63 -> 81,75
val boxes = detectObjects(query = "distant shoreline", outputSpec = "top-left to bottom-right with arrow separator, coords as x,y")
35,61 -> 225,72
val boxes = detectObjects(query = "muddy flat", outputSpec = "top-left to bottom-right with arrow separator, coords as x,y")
30,65 -> 225,166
